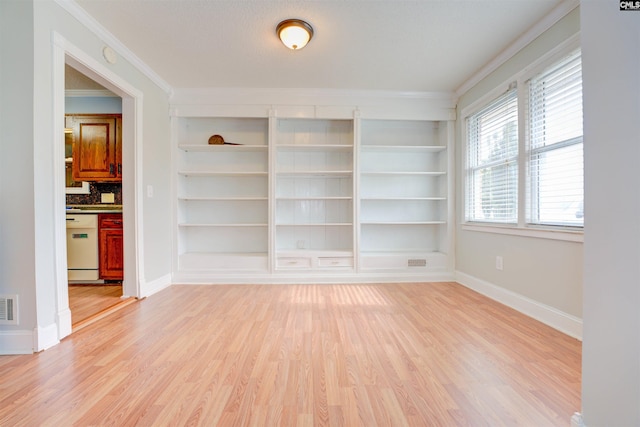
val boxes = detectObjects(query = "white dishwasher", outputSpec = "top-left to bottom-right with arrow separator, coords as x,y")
66,214 -> 99,281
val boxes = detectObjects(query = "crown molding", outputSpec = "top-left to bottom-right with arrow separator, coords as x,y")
53,0 -> 173,95
455,0 -> 579,97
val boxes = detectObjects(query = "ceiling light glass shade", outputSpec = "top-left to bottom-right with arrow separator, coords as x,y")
276,19 -> 314,50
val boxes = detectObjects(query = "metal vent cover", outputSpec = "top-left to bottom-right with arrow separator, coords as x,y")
407,259 -> 427,267
0,295 -> 18,325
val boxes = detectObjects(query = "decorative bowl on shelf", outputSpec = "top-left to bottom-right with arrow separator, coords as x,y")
208,134 -> 225,145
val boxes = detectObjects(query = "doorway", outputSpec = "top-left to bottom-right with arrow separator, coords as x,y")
65,66 -> 126,328
53,33 -> 142,341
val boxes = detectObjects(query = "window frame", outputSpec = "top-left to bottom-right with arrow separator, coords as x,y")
461,34 -> 583,242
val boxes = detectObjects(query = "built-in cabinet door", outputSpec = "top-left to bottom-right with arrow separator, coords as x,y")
99,214 -> 124,280
67,114 -> 122,182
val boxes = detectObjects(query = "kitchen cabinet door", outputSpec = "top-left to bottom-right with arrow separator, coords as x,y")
99,214 -> 124,280
67,114 -> 122,182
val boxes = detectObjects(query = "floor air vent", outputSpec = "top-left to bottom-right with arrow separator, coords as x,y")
0,295 -> 18,325
407,259 -> 427,267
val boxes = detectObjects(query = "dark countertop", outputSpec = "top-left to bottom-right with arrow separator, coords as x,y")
66,205 -> 123,214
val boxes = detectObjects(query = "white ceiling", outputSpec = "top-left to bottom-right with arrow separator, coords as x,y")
73,0 -> 564,93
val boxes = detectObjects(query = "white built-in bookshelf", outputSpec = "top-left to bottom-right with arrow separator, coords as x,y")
359,119 -> 449,270
176,117 -> 269,271
172,98 -> 454,282
274,119 -> 355,270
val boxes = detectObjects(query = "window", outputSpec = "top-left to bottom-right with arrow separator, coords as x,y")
464,46 -> 584,235
526,49 -> 583,227
465,88 -> 518,223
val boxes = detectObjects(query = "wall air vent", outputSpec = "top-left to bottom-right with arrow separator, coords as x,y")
407,259 -> 427,267
0,295 -> 18,325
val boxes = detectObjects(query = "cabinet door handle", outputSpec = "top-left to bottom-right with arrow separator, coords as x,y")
118,163 -> 121,175
110,163 -> 115,175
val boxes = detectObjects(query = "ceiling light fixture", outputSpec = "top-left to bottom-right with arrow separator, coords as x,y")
276,19 -> 314,50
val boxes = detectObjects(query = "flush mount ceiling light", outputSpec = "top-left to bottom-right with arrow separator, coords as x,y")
276,19 -> 314,50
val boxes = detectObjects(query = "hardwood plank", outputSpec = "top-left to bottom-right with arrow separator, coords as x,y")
68,284 -> 123,326
0,283 -> 581,426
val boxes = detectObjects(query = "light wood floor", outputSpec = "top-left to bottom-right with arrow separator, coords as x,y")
68,284 -> 123,325
0,282 -> 581,426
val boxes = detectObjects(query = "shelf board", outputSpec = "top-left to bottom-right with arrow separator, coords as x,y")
360,171 -> 446,176
178,171 -> 268,177
276,196 -> 352,201
277,171 -> 353,177
276,223 -> 353,227
179,223 -> 268,227
361,145 -> 446,152
360,197 -> 446,201
277,144 -> 353,151
179,197 -> 268,201
178,144 -> 268,152
360,221 -> 446,225
180,251 -> 268,257
360,250 -> 447,257
277,249 -> 353,257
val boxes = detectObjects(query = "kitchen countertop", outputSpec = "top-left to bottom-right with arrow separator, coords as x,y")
66,205 -> 123,214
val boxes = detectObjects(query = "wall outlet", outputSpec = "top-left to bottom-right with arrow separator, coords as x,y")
101,193 -> 115,203
147,185 -> 154,198
297,240 -> 306,249
496,256 -> 504,271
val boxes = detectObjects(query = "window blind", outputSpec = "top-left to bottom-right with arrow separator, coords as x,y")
466,88 -> 518,223
527,49 -> 583,227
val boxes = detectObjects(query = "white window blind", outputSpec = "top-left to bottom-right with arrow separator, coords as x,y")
527,49 -> 583,227
466,88 -> 518,223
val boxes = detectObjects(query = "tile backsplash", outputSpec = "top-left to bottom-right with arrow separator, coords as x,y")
66,182 -> 122,205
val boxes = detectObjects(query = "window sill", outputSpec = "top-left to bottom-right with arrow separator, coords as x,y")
461,223 -> 583,243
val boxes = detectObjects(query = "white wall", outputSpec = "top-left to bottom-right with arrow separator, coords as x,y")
0,0 -> 172,353
581,1 -> 640,425
455,7 -> 583,333
0,0 -> 39,352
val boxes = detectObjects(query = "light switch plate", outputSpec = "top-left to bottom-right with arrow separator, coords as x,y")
101,193 -> 115,203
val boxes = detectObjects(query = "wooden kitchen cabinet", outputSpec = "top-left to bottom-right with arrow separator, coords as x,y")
99,214 -> 123,280
66,114 -> 122,182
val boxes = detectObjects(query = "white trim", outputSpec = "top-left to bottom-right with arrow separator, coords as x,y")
172,272 -> 456,285
459,34 -> 583,239
141,273 -> 172,298
462,223 -> 583,243
0,330 -> 34,355
53,0 -> 172,95
34,323 -> 60,352
52,32 -> 145,345
456,0 -> 580,96
571,413 -> 586,427
455,271 -> 583,340
56,307 -> 72,340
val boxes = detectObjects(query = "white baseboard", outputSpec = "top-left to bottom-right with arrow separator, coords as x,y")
0,330 -> 35,354
571,412 -> 585,427
455,271 -> 583,340
57,307 -> 72,340
172,271 -> 456,285
141,273 -> 172,298
34,323 -> 60,352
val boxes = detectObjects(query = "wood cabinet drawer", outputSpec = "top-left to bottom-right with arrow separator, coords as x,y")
99,214 -> 123,229
318,257 -> 353,268
277,257 -> 312,269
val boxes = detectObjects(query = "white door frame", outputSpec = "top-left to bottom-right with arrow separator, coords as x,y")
52,32 -> 144,340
